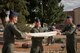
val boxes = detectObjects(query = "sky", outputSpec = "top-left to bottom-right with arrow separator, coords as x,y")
61,0 -> 80,11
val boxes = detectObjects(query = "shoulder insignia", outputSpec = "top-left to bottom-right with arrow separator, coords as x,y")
72,25 -> 76,28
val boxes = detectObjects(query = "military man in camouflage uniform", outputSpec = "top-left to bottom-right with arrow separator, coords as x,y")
30,18 -> 44,53
2,10 -> 26,53
61,16 -> 76,53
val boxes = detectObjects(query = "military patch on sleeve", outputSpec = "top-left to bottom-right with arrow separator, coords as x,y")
72,25 -> 76,28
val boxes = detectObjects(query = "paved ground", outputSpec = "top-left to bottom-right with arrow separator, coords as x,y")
0,43 -> 65,53
0,43 -> 80,53
0,42 -> 80,53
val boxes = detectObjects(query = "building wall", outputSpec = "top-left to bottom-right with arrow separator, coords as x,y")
74,7 -> 80,25
65,11 -> 74,18
65,7 -> 80,25
65,11 -> 75,23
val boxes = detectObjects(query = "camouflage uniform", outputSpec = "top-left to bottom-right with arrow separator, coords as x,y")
62,23 -> 77,53
30,27 -> 44,53
2,23 -> 24,53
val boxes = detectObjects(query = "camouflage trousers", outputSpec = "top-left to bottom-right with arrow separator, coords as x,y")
66,39 -> 77,53
30,45 -> 43,53
2,43 -> 14,53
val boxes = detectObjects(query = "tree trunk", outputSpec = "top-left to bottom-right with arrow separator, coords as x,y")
0,18 -> 7,27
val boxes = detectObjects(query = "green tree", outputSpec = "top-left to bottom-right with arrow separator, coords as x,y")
43,0 -> 66,24
0,0 -> 29,32
26,0 -> 41,23
27,0 -> 66,25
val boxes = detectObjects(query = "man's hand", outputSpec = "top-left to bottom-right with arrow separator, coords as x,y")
56,30 -> 61,35
25,32 -> 32,38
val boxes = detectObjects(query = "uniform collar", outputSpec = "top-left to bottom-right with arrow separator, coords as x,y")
34,26 -> 41,29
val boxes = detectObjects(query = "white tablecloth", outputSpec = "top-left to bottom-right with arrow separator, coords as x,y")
29,31 -> 57,37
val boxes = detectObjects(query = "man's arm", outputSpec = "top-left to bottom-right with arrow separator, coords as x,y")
30,28 -> 37,33
11,25 -> 25,39
61,25 -> 67,33
62,25 -> 76,35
